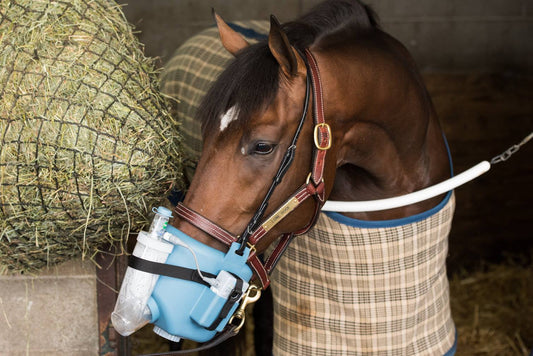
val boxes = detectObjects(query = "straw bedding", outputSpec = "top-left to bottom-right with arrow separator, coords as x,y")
0,0 -> 183,273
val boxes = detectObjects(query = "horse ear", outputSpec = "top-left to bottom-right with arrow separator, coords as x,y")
268,15 -> 306,77
213,10 -> 249,56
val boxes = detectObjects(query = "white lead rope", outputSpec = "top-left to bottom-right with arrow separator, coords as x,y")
322,161 -> 490,212
321,132 -> 532,212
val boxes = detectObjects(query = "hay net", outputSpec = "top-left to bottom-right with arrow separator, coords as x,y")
0,0 -> 183,273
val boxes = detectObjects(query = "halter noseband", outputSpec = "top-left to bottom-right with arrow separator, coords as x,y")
174,49 -> 331,289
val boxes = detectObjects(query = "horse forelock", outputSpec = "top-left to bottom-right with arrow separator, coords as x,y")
198,0 -> 379,138
198,42 -> 280,138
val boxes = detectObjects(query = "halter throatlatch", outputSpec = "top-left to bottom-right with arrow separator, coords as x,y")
174,49 -> 331,290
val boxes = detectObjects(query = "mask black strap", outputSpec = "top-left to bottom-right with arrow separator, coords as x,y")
206,276 -> 244,331
128,255 -> 216,288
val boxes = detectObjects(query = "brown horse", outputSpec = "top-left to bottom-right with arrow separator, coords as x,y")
168,0 -> 453,354
171,2 -> 449,260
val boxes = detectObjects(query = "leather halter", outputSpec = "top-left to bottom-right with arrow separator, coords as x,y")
174,49 -> 331,289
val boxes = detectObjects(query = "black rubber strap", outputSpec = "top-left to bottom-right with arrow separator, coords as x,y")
206,277 -> 244,331
128,255 -> 216,288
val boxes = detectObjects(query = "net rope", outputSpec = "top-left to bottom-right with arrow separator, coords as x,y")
0,0 -> 182,273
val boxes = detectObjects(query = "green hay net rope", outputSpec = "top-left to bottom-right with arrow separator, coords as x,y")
0,0 -> 183,273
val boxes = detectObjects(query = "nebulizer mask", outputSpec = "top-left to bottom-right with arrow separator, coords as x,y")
111,207 -> 255,343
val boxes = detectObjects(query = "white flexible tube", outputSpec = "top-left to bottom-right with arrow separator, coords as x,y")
162,232 -> 217,286
321,161 -> 491,212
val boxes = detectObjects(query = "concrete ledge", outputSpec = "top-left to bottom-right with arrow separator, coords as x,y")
0,259 -> 99,355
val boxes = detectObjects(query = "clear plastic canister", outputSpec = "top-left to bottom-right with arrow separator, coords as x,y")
149,206 -> 173,238
111,231 -> 174,336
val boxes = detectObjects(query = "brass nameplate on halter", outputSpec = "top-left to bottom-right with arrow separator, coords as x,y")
261,196 -> 300,232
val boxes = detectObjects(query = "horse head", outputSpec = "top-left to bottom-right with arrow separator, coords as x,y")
171,14 -> 337,260
170,0 -> 450,286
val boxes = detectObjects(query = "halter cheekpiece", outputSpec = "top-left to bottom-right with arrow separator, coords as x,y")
174,49 -> 331,289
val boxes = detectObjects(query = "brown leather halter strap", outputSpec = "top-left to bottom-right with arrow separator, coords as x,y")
173,49 -> 330,289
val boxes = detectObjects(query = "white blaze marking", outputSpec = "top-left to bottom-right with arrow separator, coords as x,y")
219,105 -> 239,132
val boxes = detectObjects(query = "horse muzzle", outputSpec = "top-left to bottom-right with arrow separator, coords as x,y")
111,207 -> 254,343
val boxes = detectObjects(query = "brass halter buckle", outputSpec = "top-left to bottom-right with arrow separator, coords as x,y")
229,284 -> 262,333
314,123 -> 332,150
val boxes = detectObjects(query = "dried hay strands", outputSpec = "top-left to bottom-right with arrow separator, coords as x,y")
0,0 -> 183,273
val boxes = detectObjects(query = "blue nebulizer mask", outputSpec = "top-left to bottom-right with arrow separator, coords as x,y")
111,207 -> 255,343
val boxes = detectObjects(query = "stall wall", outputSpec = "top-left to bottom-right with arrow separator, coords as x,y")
119,0 -> 532,72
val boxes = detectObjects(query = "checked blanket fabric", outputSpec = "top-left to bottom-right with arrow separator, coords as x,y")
160,22 -> 456,356
269,193 -> 457,356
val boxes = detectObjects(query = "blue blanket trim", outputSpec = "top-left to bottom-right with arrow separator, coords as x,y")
228,23 -> 268,40
443,328 -> 458,356
324,134 -> 454,228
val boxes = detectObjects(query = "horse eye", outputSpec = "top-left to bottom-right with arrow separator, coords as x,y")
253,142 -> 275,155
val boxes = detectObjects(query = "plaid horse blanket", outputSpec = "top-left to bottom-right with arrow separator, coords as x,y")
270,194 -> 456,356
160,22 -> 456,356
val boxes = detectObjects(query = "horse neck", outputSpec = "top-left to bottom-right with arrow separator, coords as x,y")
318,35 -> 450,220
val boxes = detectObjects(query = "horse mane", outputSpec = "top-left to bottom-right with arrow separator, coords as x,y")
199,0 -> 379,137
283,0 -> 379,49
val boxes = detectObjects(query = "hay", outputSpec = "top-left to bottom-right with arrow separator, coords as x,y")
449,253 -> 533,355
0,0 -> 183,273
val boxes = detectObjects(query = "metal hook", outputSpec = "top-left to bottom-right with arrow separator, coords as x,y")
229,284 -> 262,333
